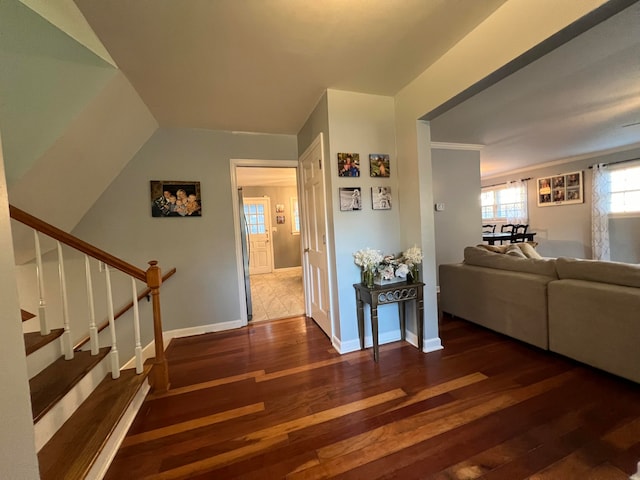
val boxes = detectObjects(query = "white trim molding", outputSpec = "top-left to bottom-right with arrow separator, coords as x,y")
431,142 -> 484,151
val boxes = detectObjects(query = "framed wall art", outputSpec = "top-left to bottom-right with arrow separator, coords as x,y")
369,154 -> 390,177
371,186 -> 392,210
337,153 -> 360,177
151,180 -> 202,217
339,187 -> 362,211
537,171 -> 583,207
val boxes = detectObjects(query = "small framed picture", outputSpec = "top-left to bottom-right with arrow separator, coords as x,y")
339,187 -> 362,211
371,186 -> 392,210
276,215 -> 285,224
150,180 -> 202,217
338,153 -> 360,177
369,154 -> 390,177
275,204 -> 285,213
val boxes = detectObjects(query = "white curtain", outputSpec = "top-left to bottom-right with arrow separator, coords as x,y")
505,180 -> 528,225
591,164 -> 611,260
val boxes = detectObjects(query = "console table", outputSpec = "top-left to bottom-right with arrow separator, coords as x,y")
353,281 -> 425,362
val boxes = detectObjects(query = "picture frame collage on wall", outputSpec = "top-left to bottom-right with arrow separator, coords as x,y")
537,171 -> 583,207
338,153 -> 392,212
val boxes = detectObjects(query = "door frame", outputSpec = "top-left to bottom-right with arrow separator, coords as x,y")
230,158 -> 301,326
243,196 -> 275,275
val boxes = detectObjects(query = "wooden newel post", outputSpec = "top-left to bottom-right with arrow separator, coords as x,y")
146,260 -> 169,392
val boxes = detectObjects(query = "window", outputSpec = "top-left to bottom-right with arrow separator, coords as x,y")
290,197 -> 300,235
610,164 -> 640,214
481,182 -> 528,223
244,203 -> 266,234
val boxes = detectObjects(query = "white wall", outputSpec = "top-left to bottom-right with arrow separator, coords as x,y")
0,133 -> 40,479
432,148 -> 482,281
325,90 -> 402,349
72,128 -> 298,336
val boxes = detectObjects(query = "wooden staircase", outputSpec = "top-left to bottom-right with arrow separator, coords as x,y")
10,205 -> 174,479
23,309 -> 151,479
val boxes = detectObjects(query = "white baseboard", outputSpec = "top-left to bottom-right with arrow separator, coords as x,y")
85,379 -> 150,480
339,329 -> 403,354
422,336 -> 444,353
122,319 -> 245,369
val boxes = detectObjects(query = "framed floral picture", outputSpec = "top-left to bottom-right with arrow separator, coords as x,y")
369,154 -> 390,177
537,171 -> 583,207
371,186 -> 391,210
339,187 -> 362,211
337,153 -> 360,177
151,180 -> 202,217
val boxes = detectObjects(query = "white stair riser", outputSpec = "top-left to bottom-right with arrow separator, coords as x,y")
26,337 -> 62,379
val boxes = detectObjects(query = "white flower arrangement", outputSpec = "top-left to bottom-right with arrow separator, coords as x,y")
353,246 -> 423,280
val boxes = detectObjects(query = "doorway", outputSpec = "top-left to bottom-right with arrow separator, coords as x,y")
231,160 -> 303,324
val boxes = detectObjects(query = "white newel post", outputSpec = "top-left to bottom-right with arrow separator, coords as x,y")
56,242 -> 73,360
85,255 -> 99,355
33,230 -> 49,335
104,265 -> 120,378
131,277 -> 143,374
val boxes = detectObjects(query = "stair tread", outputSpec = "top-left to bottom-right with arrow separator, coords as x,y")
38,366 -> 151,480
21,309 -> 36,322
24,328 -> 64,356
30,347 -> 111,423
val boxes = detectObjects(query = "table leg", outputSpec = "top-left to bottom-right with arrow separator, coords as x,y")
398,302 -> 406,342
371,305 -> 379,362
356,293 -> 365,351
417,294 -> 424,353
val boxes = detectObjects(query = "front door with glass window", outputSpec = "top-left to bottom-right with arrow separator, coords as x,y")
244,197 -> 273,275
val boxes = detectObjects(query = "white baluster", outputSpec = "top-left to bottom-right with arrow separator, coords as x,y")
131,277 -> 143,374
104,265 -> 120,379
85,255 -> 99,355
33,230 -> 49,335
57,242 -> 73,360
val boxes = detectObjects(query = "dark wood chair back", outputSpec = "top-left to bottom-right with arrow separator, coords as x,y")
482,224 -> 496,234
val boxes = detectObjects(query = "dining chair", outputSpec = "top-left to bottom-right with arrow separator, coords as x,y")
500,224 -> 515,244
511,224 -> 529,243
482,224 -> 496,234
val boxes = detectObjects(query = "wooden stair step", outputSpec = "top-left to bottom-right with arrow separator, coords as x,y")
24,328 -> 64,356
30,347 -> 111,423
21,308 -> 36,321
38,366 -> 151,480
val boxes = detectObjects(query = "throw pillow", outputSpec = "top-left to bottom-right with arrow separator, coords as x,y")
517,242 -> 542,259
476,244 -> 508,254
505,244 -> 527,258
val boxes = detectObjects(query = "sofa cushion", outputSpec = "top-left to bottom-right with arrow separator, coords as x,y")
556,257 -> 640,288
505,244 -> 527,258
464,246 -> 558,278
476,244 -> 508,254
518,242 -> 543,259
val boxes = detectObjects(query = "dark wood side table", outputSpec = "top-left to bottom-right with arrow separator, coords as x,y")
353,281 -> 425,362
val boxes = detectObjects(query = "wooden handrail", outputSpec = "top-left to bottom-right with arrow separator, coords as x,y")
9,205 -> 146,281
73,268 -> 177,351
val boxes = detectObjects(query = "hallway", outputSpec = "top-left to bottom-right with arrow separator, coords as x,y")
250,267 -> 305,322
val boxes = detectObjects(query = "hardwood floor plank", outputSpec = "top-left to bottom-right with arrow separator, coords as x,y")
122,402 -> 265,447
148,370 -> 266,399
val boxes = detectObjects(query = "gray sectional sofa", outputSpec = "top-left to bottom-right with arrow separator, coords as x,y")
439,246 -> 640,383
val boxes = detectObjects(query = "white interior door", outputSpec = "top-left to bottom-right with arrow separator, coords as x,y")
244,197 -> 273,275
300,134 -> 331,338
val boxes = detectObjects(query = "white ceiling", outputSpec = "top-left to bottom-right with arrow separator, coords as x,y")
73,0 -> 506,134
71,0 -> 640,178
429,1 -> 640,178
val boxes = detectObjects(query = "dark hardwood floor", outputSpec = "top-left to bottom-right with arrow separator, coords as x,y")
105,314 -> 640,479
